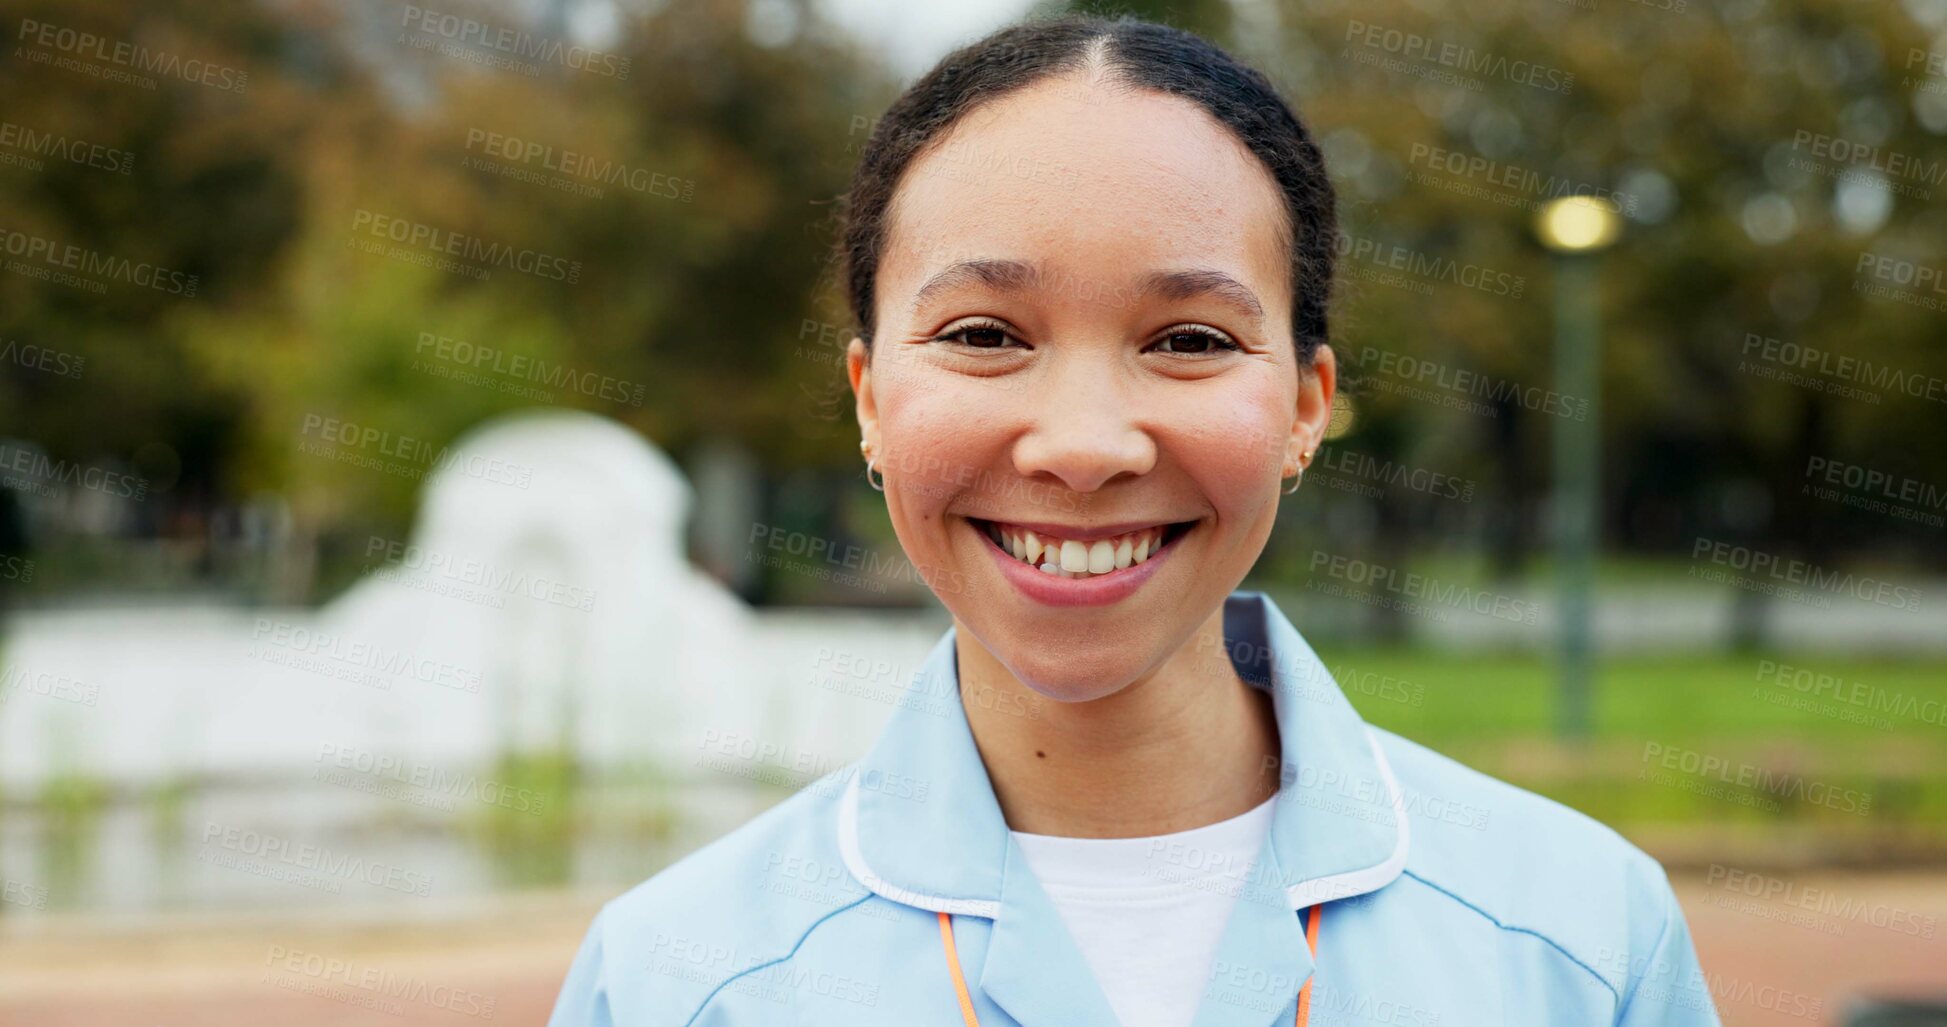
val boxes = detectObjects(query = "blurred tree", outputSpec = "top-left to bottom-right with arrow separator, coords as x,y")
164,0 -> 886,592
1033,0 -> 1236,41
0,0 -> 328,504
0,0 -> 1941,607
1263,0 -> 1946,577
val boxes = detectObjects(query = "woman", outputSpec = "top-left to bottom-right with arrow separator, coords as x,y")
551,15 -> 1717,1027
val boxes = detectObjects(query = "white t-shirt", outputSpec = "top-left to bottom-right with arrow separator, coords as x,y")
1009,796 -> 1277,1027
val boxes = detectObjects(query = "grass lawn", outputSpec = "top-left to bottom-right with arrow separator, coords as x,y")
1310,647 -> 1947,844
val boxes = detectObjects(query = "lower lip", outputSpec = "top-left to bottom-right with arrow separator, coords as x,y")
974,521 -> 1181,607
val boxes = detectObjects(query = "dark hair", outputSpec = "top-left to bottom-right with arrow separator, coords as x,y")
832,14 -> 1337,364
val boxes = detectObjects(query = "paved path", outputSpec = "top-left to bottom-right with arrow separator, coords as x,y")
1,874 -> 1943,1025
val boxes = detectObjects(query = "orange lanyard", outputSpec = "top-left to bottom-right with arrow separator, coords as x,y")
938,903 -> 1324,1027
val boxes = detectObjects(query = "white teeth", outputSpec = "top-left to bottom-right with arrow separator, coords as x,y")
987,522 -> 1174,579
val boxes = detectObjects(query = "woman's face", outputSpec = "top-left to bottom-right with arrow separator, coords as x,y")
849,72 -> 1335,702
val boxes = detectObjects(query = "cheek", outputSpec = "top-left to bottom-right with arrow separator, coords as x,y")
876,371 -> 1012,509
1172,379 -> 1293,502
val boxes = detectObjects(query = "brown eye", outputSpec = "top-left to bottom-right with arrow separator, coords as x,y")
1149,326 -> 1239,355
1165,331 -> 1213,353
933,320 -> 1022,350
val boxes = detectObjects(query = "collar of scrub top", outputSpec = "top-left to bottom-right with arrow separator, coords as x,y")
837,590 -> 1412,1027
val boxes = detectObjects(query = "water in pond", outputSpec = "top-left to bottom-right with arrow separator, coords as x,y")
0,774 -> 786,920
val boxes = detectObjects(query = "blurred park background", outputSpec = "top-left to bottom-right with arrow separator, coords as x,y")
2,0 -> 1945,1023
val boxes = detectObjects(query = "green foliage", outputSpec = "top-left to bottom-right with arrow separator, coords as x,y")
469,747 -> 578,888
0,0 -> 1941,588
1266,0 -> 1947,563
1,0 -> 894,584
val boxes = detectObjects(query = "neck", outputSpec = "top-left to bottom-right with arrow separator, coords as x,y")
955,606 -> 1281,838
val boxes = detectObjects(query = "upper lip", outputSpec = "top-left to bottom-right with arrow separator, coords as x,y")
963,516 -> 1190,542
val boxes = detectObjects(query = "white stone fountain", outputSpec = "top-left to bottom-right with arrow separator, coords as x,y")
0,410 -> 945,796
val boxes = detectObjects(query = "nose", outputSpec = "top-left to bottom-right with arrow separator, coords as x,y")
1010,360 -> 1157,494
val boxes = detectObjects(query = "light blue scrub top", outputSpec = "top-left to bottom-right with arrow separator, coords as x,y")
549,592 -> 1721,1026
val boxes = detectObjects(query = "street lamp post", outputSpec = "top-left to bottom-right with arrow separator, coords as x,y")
1534,196 -> 1622,740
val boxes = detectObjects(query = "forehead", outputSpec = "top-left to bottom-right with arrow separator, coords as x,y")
879,73 -> 1290,317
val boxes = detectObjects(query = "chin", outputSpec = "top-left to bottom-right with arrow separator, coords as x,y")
989,637 -> 1154,704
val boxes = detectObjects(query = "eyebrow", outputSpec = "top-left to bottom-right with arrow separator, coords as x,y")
908,258 -> 1266,324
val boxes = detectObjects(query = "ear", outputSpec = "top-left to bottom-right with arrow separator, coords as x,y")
847,337 -> 878,447
1287,343 -> 1337,473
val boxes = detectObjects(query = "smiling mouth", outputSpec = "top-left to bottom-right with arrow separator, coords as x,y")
968,518 -> 1196,578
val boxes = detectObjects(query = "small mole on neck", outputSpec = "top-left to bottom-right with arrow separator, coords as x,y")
1034,750 -> 1046,759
